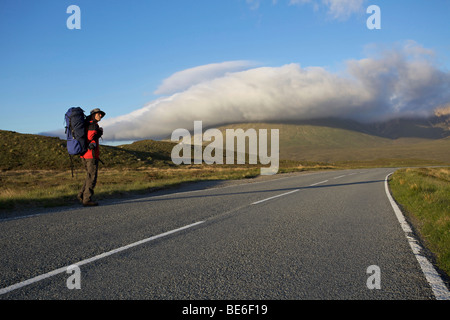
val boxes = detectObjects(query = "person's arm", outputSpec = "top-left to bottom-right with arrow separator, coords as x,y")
86,122 -> 98,149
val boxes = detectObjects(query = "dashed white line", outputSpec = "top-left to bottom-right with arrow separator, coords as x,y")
0,221 -> 205,296
309,180 -> 329,186
385,173 -> 450,300
251,189 -> 300,205
252,179 -> 332,205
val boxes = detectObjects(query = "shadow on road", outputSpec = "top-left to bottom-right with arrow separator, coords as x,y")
112,179 -> 385,206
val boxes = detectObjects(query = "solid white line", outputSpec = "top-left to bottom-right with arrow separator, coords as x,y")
385,173 -> 450,300
0,220 -> 205,296
251,189 -> 299,205
333,175 -> 346,180
309,180 -> 328,186
384,174 -> 412,233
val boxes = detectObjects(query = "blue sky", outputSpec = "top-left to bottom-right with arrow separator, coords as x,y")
1,0 -> 449,141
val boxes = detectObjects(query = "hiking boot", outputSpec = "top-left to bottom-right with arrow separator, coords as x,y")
83,200 -> 98,207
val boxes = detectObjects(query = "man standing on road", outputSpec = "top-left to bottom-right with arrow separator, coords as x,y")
78,108 -> 106,206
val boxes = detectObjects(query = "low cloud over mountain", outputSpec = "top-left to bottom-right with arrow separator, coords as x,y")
101,41 -> 450,141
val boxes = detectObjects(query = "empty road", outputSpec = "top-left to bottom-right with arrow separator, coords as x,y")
1,168 -> 449,302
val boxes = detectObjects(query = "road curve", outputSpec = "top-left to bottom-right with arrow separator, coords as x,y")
0,168 -> 447,300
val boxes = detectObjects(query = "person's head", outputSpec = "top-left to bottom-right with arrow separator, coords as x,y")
90,108 -> 106,122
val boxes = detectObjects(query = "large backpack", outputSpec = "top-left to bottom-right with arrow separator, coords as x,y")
65,107 -> 88,176
65,107 -> 88,155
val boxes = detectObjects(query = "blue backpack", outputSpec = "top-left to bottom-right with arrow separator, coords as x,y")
65,107 -> 88,156
65,107 -> 89,177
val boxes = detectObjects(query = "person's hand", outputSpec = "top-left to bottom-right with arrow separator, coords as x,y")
88,142 -> 97,150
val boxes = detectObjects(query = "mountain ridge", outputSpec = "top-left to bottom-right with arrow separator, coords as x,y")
208,114 -> 450,140
2,115 -> 449,170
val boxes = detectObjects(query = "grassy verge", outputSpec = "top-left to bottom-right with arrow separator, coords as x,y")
0,162 -> 333,212
389,167 -> 450,277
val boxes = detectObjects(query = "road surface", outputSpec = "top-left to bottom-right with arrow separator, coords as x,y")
1,168 -> 448,302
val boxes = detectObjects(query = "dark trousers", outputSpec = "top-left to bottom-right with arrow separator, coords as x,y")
79,158 -> 98,202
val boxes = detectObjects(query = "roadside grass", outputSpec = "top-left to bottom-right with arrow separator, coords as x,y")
0,162 -> 333,212
389,167 -> 450,277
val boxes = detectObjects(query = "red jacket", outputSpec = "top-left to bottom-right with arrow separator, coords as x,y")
80,119 -> 102,159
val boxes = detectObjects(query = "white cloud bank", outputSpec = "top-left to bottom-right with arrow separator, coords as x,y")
154,60 -> 257,95
102,42 -> 450,141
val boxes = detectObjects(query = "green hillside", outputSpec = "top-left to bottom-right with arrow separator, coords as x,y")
1,124 -> 448,212
213,123 -> 450,165
1,119 -> 449,172
0,130 -> 177,171
116,139 -> 175,162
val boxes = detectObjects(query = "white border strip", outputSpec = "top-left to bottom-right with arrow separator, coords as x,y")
0,221 -> 205,296
385,173 -> 450,300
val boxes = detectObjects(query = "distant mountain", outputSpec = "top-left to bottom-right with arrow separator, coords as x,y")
211,115 -> 450,164
366,114 -> 450,139
255,114 -> 450,139
1,114 -> 449,171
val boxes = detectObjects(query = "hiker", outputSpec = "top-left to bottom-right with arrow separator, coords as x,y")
77,108 -> 106,206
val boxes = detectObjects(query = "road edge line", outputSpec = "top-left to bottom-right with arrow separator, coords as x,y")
385,172 -> 450,300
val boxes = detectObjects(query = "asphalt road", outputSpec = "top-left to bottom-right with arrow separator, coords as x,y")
0,168 -> 447,301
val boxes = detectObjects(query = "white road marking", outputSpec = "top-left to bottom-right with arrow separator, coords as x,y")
252,179 -> 332,205
0,221 -> 205,296
309,180 -> 329,186
385,173 -> 450,300
251,189 -> 299,205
